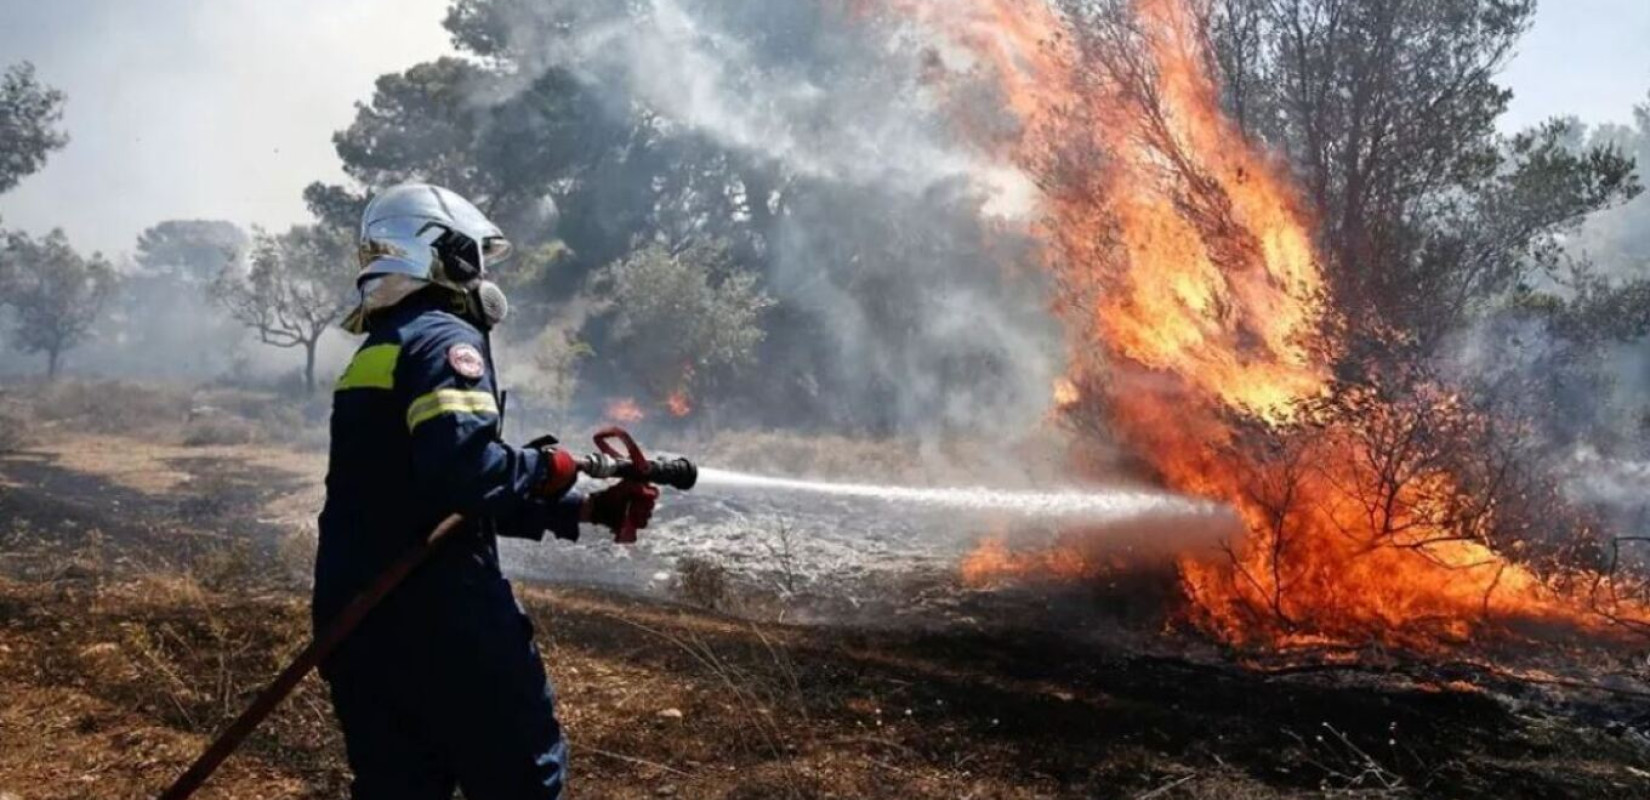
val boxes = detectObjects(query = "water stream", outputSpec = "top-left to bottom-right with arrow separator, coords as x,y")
696,467 -> 1223,523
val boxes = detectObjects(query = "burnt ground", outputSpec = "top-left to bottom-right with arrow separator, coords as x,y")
1,437 -> 1649,798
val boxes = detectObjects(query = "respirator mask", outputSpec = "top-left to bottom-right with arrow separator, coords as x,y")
429,225 -> 511,330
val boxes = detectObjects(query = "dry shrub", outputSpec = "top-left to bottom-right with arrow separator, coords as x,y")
189,539 -> 259,593
193,387 -> 330,451
0,405 -> 31,452
674,555 -> 730,610
181,415 -> 260,447
27,380 -> 190,434
276,523 -> 319,585
6,380 -> 330,449
195,387 -> 311,428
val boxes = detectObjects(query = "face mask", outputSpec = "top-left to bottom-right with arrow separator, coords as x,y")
471,280 -> 510,329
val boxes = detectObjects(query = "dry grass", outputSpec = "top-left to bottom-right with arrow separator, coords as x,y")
4,379 -> 329,453
0,407 -> 30,454
0,575 -> 339,799
674,555 -> 733,610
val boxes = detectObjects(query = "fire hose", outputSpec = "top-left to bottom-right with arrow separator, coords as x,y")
158,427 -> 696,800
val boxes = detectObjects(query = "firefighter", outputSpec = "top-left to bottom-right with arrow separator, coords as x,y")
315,183 -> 653,799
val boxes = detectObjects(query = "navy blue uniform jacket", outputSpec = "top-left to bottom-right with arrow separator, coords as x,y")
313,299 -> 583,634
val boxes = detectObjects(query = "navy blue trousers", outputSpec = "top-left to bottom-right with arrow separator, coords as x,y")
321,576 -> 567,800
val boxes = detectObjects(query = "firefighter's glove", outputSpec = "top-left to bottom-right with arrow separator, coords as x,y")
588,481 -> 659,537
538,447 -> 582,497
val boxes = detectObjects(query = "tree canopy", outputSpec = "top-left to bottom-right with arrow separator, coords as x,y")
212,225 -> 353,392
1203,0 -> 1640,346
0,62 -> 69,195
135,220 -> 248,283
0,229 -> 115,378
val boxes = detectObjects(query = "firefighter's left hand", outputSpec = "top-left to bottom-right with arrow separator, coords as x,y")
586,481 -> 659,536
538,446 -> 582,497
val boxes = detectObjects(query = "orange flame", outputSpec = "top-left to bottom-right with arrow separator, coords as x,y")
1051,378 -> 1080,410
961,535 -> 1106,588
605,398 -> 646,424
667,390 -> 694,418
890,0 -> 1644,648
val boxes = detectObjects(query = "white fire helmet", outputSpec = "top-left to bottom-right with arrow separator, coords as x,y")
342,183 -> 514,333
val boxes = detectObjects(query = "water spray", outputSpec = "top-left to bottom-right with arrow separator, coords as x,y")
696,468 -> 1224,524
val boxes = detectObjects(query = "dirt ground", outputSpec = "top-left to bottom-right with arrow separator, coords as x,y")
2,428 -> 1649,798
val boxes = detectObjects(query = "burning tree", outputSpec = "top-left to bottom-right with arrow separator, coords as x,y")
212,225 -> 353,393
897,0 -> 1649,647
1201,0 -> 1639,348
0,229 -> 117,379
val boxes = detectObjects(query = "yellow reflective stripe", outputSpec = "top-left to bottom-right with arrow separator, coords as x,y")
336,344 -> 400,391
406,389 -> 499,432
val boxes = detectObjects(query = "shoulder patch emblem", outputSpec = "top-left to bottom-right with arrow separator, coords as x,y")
447,343 -> 486,380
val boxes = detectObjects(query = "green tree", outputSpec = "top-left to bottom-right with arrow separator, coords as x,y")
0,62 -> 68,195
333,58 -> 496,198
1,229 -> 116,378
1573,92 -> 1650,273
95,220 -> 251,378
212,225 -> 353,393
135,220 -> 247,283
322,9 -> 777,302
322,0 -> 1050,430
301,182 -> 369,232
593,240 -> 773,409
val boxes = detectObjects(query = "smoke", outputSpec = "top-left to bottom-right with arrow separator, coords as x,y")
0,223 -> 358,385
483,0 -> 1062,438
1439,270 -> 1649,551
0,0 -> 452,383
0,0 -> 454,257
499,1 -> 1036,206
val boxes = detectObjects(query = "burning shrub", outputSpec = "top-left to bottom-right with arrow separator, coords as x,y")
1173,368 -> 1626,646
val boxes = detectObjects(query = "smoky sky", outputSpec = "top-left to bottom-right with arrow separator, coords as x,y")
0,0 -> 453,256
0,0 -> 1644,259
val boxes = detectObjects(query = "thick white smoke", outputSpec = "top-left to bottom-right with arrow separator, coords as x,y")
486,0 -> 1063,438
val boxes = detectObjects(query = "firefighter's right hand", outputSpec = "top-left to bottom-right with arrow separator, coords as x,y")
586,481 -> 659,537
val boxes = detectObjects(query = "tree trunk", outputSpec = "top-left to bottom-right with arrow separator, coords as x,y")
304,339 -> 318,394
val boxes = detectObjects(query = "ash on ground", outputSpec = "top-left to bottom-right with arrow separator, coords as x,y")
505,482 -> 982,608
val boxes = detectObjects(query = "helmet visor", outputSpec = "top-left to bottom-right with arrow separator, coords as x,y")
482,236 -> 512,264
